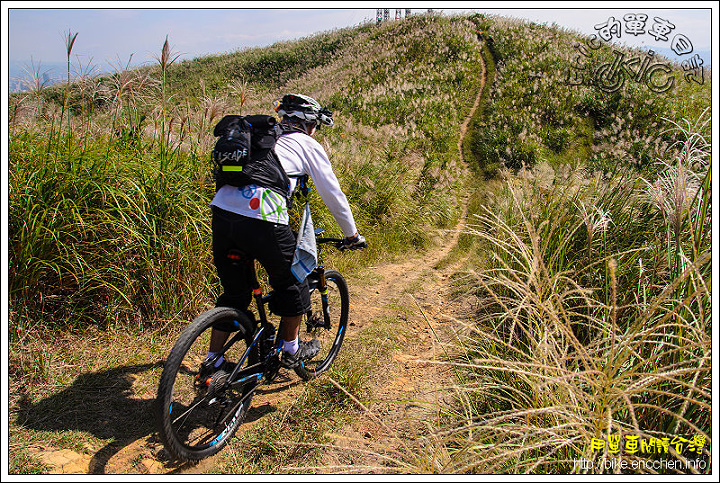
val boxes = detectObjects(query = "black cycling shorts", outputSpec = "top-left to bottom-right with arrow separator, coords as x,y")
211,206 -> 310,317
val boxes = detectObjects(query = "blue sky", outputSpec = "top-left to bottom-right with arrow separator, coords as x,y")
3,3 -> 717,82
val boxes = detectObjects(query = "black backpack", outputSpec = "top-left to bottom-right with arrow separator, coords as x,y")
212,114 -> 291,198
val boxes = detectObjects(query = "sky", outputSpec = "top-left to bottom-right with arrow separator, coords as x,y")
3,2 -> 717,84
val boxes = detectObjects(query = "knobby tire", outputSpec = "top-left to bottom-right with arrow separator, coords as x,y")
294,269 -> 349,380
154,307 -> 257,461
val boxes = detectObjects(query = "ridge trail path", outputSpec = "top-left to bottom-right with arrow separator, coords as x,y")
310,203 -> 471,473
179,187 -> 472,475
299,54 -> 485,472
24,40 -> 486,476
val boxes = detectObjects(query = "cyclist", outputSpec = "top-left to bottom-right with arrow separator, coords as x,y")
207,93 -> 366,369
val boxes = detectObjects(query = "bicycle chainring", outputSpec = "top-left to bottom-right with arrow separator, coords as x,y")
264,354 -> 281,382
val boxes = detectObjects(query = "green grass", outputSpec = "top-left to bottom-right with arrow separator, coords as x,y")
435,110 -> 711,474
8,12 -> 481,338
7,10 -> 712,476
8,451 -> 50,475
217,369 -> 367,473
467,14 -> 710,176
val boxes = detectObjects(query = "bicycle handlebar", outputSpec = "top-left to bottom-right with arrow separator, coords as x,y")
316,237 -> 346,250
316,233 -> 366,251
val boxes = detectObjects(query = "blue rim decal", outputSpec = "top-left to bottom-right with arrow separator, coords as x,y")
209,401 -> 245,447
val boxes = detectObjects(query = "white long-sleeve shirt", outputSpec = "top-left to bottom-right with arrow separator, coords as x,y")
211,131 -> 358,237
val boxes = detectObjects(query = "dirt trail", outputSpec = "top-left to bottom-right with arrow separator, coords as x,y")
311,208 -> 469,472
18,153 -> 472,478
306,55 -> 486,472
23,40 -> 486,476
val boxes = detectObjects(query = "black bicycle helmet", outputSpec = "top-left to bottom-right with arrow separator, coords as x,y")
273,93 -> 334,127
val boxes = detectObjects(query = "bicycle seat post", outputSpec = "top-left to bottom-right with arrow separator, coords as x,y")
250,263 -> 267,327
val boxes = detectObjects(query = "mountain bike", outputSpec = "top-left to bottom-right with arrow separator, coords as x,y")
154,229 -> 350,462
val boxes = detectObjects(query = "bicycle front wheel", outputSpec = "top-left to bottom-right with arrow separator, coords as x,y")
155,307 -> 258,461
295,269 -> 349,380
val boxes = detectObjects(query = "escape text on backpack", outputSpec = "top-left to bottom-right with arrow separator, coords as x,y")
212,114 -> 291,198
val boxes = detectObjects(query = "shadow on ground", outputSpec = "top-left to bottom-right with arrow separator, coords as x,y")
15,363 -> 167,473
14,362 -> 291,474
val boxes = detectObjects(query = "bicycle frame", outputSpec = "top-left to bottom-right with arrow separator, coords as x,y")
155,218 -> 352,461
210,231 -> 345,391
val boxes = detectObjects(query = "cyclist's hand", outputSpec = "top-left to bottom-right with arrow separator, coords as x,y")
342,233 -> 367,251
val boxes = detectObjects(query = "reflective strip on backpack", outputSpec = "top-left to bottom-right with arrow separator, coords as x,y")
222,166 -> 244,172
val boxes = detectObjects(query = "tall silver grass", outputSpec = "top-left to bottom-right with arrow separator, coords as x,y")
433,114 -> 711,473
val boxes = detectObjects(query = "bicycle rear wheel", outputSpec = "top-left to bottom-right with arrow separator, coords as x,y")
155,307 -> 259,461
295,269 -> 349,380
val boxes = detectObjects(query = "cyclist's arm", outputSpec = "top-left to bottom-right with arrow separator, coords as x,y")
300,140 -> 358,239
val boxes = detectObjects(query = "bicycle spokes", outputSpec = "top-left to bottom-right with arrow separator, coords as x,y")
294,270 -> 349,380
156,309 -> 260,460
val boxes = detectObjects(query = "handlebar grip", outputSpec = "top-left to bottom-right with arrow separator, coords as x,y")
316,236 -> 366,251
316,237 -> 345,250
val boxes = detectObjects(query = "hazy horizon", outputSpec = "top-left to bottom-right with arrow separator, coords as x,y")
5,5 -> 715,89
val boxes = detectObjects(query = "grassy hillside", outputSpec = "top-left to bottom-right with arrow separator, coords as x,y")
9,12 -> 483,334
8,11 -> 711,475
466,14 -> 710,176
445,14 -> 711,473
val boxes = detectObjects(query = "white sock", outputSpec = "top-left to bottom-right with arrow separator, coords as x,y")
282,337 -> 299,355
206,351 -> 224,367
